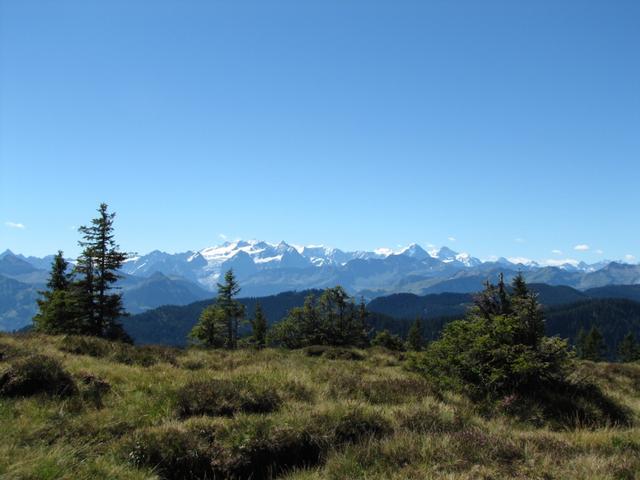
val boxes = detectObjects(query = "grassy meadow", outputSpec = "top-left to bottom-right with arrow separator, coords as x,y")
1,333 -> 639,480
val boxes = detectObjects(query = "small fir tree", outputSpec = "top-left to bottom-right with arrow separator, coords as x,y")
406,317 -> 424,351
189,304 -> 227,348
617,332 -> 640,363
251,301 -> 268,348
33,251 -> 77,334
218,269 -> 244,349
580,326 -> 607,361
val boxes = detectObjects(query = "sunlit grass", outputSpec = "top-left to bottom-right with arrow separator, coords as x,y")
1,333 -> 639,479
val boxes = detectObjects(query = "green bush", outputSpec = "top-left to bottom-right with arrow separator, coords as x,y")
220,419 -> 323,480
371,330 -> 406,351
59,335 -> 111,357
409,276 -> 570,400
303,345 -> 364,361
176,377 -> 282,418
397,403 -> 470,433
122,425 -> 214,480
500,379 -> 631,428
408,275 -> 631,427
311,407 -> 392,445
59,335 -> 179,367
0,354 -> 76,397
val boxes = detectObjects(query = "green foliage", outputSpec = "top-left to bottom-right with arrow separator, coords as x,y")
617,332 -> 640,363
176,377 -> 282,418
303,345 -> 364,360
33,204 -> 130,341
189,269 -> 244,349
250,301 -> 268,348
371,329 -> 405,351
122,425 -> 213,480
0,354 -> 76,397
317,407 -> 392,445
2,333 -> 640,479
409,275 -> 570,402
33,251 -> 78,334
74,203 -> 130,340
269,287 -> 369,348
59,334 -> 179,367
188,304 -> 227,348
216,269 -> 245,349
406,317 -> 424,351
577,326 -> 607,361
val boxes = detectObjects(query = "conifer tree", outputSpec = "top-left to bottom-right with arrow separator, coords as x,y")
251,301 -> 268,348
268,286 -> 370,348
215,269 -> 244,349
74,203 -> 130,340
33,251 -> 77,334
189,304 -> 227,348
580,326 -> 606,361
617,332 -> 640,363
355,297 -> 371,347
511,272 -> 529,298
407,317 -> 424,351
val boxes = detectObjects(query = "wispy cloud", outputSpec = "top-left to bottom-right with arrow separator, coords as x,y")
447,236 -> 456,242
515,237 -> 525,244
625,254 -> 637,262
551,249 -> 563,255
595,249 -> 604,255
218,233 -> 228,240
574,244 -> 590,251
5,221 -> 25,230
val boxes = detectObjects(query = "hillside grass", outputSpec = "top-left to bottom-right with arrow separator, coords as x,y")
0,333 -> 639,479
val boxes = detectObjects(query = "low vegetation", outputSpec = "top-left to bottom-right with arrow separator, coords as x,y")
1,332 -> 639,479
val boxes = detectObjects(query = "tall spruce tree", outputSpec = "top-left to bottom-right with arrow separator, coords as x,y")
251,301 -> 268,348
407,317 -> 424,351
33,251 -> 77,334
216,269 -> 244,349
75,203 -> 130,340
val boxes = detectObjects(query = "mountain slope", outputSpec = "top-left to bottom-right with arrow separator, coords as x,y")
545,298 -> 640,359
0,274 -> 39,331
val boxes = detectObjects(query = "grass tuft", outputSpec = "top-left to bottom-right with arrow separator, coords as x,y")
176,376 -> 282,418
0,354 -> 76,397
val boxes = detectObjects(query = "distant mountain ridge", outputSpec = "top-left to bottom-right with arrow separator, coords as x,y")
1,241 -> 639,332
116,240 -> 639,297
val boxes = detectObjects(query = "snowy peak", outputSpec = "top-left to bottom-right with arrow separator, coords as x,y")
396,243 -> 430,260
426,246 -> 481,267
431,246 -> 459,262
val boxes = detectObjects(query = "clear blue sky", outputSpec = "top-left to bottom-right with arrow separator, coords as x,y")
1,1 -> 638,264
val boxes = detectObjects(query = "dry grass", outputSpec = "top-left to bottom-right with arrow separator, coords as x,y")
0,332 -> 639,479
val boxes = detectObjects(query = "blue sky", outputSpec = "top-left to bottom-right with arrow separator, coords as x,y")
1,0 -> 639,264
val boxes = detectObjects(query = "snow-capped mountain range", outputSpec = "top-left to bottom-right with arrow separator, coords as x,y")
122,240 -> 486,287
2,242 -> 640,332
117,239 -> 639,296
